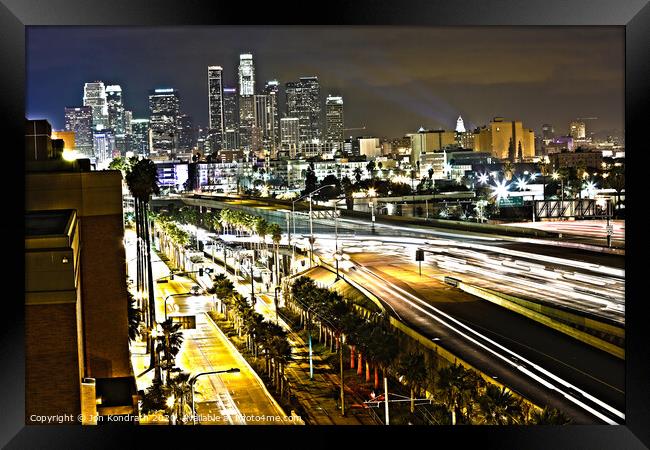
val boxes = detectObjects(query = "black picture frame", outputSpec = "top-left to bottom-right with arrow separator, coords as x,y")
5,0 -> 649,448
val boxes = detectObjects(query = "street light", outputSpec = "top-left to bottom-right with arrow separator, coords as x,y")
291,185 -> 336,269
164,292 -> 197,321
190,368 -> 240,425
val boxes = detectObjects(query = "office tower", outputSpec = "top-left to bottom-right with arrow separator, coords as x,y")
473,117 -> 535,161
130,119 -> 150,156
148,88 -> 180,155
224,128 -> 240,151
569,120 -> 586,139
238,53 -> 255,96
105,85 -> 125,135
238,54 -> 255,151
541,124 -> 554,142
280,117 -> 300,158
64,106 -> 93,157
285,76 -> 322,143
325,95 -> 344,143
264,80 -> 281,152
176,114 -> 196,153
83,81 -> 108,129
93,128 -> 116,167
123,110 -> 133,135
223,87 -> 238,129
208,66 -> 225,151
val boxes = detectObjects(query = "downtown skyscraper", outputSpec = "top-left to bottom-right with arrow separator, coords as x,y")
149,88 -> 180,155
64,106 -> 93,157
325,95 -> 344,144
286,76 -> 322,144
83,81 -> 108,130
238,53 -> 255,152
207,66 -> 225,152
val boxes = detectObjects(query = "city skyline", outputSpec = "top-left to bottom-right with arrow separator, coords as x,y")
27,26 -> 624,137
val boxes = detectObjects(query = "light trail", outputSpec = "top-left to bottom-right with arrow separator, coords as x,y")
350,264 -> 624,424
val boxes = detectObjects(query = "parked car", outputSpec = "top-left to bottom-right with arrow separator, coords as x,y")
190,285 -> 202,296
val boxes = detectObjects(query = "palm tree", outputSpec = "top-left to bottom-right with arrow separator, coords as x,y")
435,363 -> 481,425
397,352 -> 427,413
125,158 -> 160,379
156,319 -> 185,384
167,371 -> 194,424
528,407 -> 572,425
268,223 -> 283,293
353,167 -> 363,184
127,289 -> 142,342
366,160 -> 376,179
477,385 -> 523,425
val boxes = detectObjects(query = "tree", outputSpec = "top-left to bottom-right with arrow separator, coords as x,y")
318,175 -> 341,200
341,176 -> 355,210
156,319 -> 185,384
303,163 -> 317,195
353,167 -> 363,184
477,385 -> 523,425
125,158 -> 160,380
528,407 -> 572,425
517,141 -> 523,162
435,363 -> 482,425
366,161 -> 376,179
507,137 -> 515,162
127,289 -> 142,342
397,352 -> 428,413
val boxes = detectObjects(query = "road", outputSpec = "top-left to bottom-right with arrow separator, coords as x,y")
126,229 -> 290,425
157,198 -> 626,424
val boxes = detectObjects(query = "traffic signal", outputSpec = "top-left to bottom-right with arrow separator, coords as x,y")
205,268 -> 213,275
199,268 -> 204,276
169,274 -> 174,280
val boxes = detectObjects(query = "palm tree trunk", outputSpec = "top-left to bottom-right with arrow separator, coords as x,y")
365,361 -> 371,383
350,345 -> 356,369
357,352 -> 363,376
411,387 -> 415,413
374,366 -> 379,390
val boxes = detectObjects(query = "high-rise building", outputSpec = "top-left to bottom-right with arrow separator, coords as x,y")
286,77 -> 322,143
473,117 -> 535,161
280,117 -> 300,158
455,115 -> 466,133
410,128 -> 457,166
105,85 -> 125,135
569,120 -> 586,139
176,114 -> 196,153
64,106 -> 93,157
223,87 -> 238,129
93,128 -> 116,168
541,124 -> 554,143
325,95 -> 344,143
208,66 -> 225,151
264,80 -> 281,153
238,53 -> 255,96
130,119 -> 150,156
148,88 -> 180,155
83,82 -> 108,129
238,54 -> 256,152
223,128 -> 239,151
123,110 -> 133,135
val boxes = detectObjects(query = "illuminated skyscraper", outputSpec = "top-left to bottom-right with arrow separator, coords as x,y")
569,120 -> 586,139
223,87 -> 238,129
286,76 -> 322,143
238,54 -> 256,151
149,88 -> 180,155
325,95 -> 344,143
280,117 -> 300,158
105,85 -> 125,134
64,106 -> 93,157
176,114 -> 196,153
130,119 -> 150,156
264,80 -> 280,152
83,82 -> 108,129
455,115 -> 466,133
208,66 -> 225,151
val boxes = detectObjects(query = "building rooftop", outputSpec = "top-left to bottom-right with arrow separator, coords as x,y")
25,209 -> 75,237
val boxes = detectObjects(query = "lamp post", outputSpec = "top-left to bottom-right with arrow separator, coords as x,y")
164,292 -> 196,321
339,333 -> 346,416
291,185 -> 336,269
190,368 -> 240,425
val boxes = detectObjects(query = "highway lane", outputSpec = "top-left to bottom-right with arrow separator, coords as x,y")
340,262 -> 624,424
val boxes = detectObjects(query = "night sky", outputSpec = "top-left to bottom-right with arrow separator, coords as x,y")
26,26 -> 624,138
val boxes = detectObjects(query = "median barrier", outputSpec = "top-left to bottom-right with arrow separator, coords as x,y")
458,282 -> 624,360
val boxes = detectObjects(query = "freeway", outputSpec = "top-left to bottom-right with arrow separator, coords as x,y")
163,196 -> 626,424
